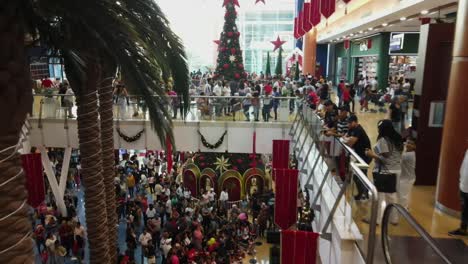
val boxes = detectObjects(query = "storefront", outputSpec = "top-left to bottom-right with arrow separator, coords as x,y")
332,32 -> 420,90
333,33 -> 390,90
388,32 -> 420,83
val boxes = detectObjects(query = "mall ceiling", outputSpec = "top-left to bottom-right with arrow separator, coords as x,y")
317,0 -> 458,43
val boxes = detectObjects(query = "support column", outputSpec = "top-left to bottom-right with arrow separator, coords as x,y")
303,28 -> 317,76
436,0 -> 468,214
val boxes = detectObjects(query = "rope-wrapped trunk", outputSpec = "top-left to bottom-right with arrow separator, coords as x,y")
0,1 -> 35,262
75,61 -> 110,263
99,77 -> 118,261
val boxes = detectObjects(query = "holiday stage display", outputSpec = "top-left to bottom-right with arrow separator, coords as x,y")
198,130 -> 228,149
214,155 -> 231,174
116,128 -> 145,142
215,0 -> 245,80
183,152 -> 268,201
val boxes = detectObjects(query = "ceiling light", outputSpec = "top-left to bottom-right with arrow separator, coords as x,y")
421,10 -> 429,15
368,27 -> 373,30
350,33 -> 354,36
400,17 -> 407,21
359,30 -> 363,34
382,23 -> 388,27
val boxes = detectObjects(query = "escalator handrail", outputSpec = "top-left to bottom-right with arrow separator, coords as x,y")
381,204 -> 453,264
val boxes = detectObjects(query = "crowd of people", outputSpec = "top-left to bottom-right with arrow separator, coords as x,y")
115,151 -> 277,264
295,75 -> 418,226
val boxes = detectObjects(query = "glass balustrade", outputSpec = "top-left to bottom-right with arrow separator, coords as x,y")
32,94 -> 298,123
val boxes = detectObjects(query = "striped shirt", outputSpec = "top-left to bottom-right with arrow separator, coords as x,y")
336,119 -> 349,135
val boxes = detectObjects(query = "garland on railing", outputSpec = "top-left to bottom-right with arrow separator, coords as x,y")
198,130 -> 227,149
116,127 -> 145,142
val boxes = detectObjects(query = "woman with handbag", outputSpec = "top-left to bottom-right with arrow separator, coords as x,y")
365,120 -> 403,225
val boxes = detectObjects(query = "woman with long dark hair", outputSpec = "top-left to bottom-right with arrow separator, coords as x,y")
365,120 -> 403,225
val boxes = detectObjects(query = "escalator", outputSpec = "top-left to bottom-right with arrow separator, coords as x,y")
377,204 -> 467,264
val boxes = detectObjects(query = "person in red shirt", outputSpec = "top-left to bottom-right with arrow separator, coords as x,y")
342,84 -> 351,108
263,82 -> 273,95
338,80 -> 346,105
41,77 -> 54,88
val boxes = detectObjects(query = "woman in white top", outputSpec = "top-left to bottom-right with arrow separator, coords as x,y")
366,120 -> 403,224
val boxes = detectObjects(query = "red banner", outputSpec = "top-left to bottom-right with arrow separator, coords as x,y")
297,10 -> 307,37
344,39 -> 350,50
294,17 -> 300,39
275,168 -> 298,229
302,2 -> 313,33
320,0 -> 336,19
272,140 -> 290,170
21,153 -> 45,208
281,230 -> 319,264
166,136 -> 173,174
311,0 -> 321,26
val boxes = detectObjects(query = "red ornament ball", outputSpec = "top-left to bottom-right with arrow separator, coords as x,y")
227,32 -> 234,37
238,64 -> 244,69
223,64 -> 230,69
234,73 -> 240,79
236,32 -> 240,36
237,159 -> 243,164
230,48 -> 236,54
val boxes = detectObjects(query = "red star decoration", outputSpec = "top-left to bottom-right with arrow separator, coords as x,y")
255,0 -> 266,4
271,36 -> 286,51
213,40 -> 221,45
223,0 -> 240,7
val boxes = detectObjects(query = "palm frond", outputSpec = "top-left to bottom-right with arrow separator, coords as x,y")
33,0 -> 189,146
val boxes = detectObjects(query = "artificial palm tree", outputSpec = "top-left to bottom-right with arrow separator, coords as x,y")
0,0 -> 188,263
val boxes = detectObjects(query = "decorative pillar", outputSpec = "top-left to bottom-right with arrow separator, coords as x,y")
377,33 -> 390,91
303,28 -> 317,76
437,0 -> 468,214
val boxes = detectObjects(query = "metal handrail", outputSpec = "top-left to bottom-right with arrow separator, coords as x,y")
350,162 -> 379,264
303,107 -> 370,169
32,94 -> 297,100
381,204 -> 453,264
297,106 -> 378,263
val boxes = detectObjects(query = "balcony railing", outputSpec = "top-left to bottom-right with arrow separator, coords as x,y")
291,106 -> 379,263
32,94 -> 299,123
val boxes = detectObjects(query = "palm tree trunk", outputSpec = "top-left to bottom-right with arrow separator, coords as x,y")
98,75 -> 118,261
75,59 -> 110,263
0,1 -> 34,262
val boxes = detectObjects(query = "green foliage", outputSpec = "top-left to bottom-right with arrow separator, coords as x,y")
265,52 -> 271,77
275,48 -> 283,76
26,0 -> 189,146
214,1 -> 245,81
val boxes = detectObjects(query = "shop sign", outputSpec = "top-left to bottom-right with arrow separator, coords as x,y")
390,33 -> 405,51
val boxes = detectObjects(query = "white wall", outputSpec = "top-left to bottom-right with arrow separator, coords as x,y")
28,119 -> 291,154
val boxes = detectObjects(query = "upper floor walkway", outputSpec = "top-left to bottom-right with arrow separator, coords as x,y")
28,94 -> 295,153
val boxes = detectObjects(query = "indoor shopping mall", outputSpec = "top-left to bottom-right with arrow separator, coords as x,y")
0,0 -> 467,263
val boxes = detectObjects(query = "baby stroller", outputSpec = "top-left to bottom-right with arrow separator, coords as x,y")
369,92 -> 388,113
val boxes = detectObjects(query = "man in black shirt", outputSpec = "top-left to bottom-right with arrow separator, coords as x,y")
343,115 -> 372,200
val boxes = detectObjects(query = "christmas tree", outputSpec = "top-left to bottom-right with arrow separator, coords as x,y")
265,52 -> 271,77
275,48 -> 283,76
214,0 -> 245,80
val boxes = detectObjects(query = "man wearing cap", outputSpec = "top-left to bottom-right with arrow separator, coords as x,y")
343,115 -> 372,200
